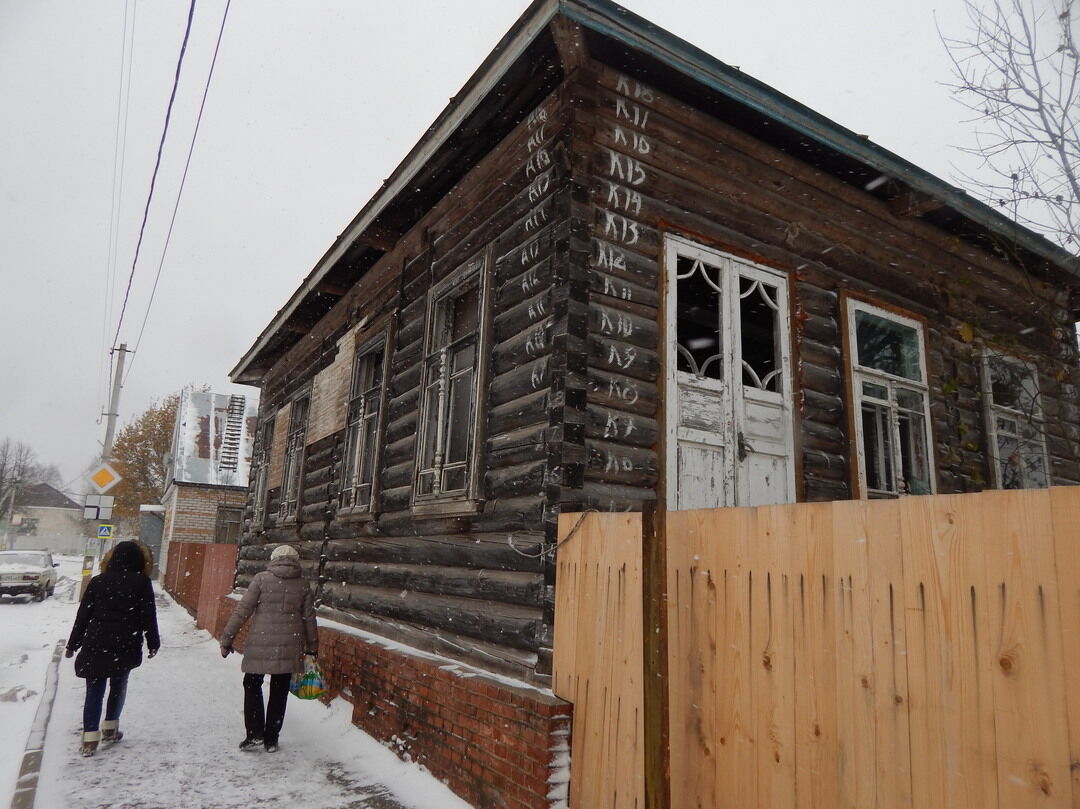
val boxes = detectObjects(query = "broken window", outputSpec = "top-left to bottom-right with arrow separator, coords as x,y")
214,507 -> 243,544
415,256 -> 488,504
341,335 -> 387,511
981,350 -> 1048,489
848,300 -> 934,497
251,417 -> 274,526
279,396 -> 309,521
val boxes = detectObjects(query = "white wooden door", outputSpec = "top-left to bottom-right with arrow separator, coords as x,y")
664,236 -> 795,509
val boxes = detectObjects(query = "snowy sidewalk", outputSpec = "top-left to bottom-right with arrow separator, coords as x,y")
28,588 -> 471,809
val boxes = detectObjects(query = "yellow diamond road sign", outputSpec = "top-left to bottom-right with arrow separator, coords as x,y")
89,462 -> 122,494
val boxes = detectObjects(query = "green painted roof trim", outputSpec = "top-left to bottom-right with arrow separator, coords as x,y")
562,0 -> 1080,277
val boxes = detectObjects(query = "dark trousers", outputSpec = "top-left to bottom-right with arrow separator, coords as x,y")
83,673 -> 129,732
243,673 -> 291,743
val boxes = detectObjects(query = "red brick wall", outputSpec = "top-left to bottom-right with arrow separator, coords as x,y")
213,596 -> 571,809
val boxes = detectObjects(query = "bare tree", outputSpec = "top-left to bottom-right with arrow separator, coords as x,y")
0,438 -> 64,511
942,0 -> 1080,249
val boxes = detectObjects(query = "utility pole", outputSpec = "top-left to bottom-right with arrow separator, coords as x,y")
101,343 -> 129,460
80,344 -> 129,598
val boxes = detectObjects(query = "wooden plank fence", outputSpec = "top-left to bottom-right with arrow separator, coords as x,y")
552,487 -> 1080,809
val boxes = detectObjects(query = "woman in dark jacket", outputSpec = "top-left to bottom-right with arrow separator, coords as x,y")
219,544 -> 318,752
66,541 -> 160,757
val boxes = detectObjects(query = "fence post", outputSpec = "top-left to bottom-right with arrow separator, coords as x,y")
643,500 -> 670,809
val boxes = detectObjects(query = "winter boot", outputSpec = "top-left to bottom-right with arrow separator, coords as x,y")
238,735 -> 263,751
80,731 -> 100,757
264,738 -> 279,753
101,720 -> 123,744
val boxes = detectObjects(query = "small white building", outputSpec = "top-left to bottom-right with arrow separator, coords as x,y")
8,483 -> 86,555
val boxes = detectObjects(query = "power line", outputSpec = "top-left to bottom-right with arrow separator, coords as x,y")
110,0 -> 197,351
100,0 -> 138,424
124,0 -> 233,384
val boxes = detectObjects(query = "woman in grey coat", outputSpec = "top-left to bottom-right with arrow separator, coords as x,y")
219,544 -> 318,752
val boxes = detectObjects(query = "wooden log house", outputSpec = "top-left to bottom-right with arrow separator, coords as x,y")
225,1 -> 1080,806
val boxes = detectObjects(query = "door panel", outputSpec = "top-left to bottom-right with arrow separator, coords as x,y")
665,236 -> 795,510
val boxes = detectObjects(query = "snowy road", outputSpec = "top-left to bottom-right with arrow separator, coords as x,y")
2,564 -> 471,809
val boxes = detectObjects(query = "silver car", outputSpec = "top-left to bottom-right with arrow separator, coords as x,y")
0,550 -> 59,601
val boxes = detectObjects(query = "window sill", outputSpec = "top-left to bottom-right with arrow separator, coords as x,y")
336,506 -> 377,523
411,498 -> 484,518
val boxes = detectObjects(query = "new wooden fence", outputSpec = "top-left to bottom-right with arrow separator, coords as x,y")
552,487 -> 1080,809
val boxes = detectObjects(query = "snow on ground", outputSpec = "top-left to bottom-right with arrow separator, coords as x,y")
3,567 -> 473,809
0,554 -> 83,800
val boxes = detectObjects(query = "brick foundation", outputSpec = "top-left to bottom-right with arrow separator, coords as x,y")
213,596 -> 571,809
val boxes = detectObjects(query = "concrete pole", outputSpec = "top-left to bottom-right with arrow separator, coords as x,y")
101,343 -> 129,460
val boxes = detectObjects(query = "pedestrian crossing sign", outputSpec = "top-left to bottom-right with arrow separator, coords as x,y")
97,524 -> 114,540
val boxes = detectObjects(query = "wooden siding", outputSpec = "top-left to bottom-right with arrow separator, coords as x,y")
554,487 -> 1080,809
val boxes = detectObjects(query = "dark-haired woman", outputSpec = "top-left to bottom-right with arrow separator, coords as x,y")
66,540 -> 160,757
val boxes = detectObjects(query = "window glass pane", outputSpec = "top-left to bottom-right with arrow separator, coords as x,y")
988,357 -> 1038,414
862,381 -> 888,400
862,402 -> 894,493
1021,442 -> 1048,488
998,435 -> 1021,489
417,471 -> 435,496
443,466 -> 467,493
676,256 -> 723,378
739,277 -> 779,391
996,415 -> 1019,435
450,284 -> 480,341
898,409 -> 931,494
358,414 -> 378,487
896,388 -> 924,412
855,309 -> 922,381
419,377 -> 441,471
444,370 -> 474,466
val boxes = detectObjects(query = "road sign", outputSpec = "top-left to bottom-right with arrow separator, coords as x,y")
88,462 -> 122,494
83,494 -> 115,521
97,524 -> 114,540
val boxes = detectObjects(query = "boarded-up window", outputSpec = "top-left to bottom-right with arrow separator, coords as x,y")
308,331 -> 357,445
215,507 -> 243,544
279,397 -> 309,521
341,334 -> 388,511
269,402 -> 291,490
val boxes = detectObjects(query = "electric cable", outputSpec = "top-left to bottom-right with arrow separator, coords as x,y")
110,0 -> 197,352
123,0 -> 232,386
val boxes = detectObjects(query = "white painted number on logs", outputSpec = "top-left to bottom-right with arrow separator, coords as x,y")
607,343 -> 637,370
603,211 -> 639,245
603,410 -> 637,439
520,240 -> 540,266
596,242 -> 627,271
607,377 -> 640,406
612,126 -> 651,155
521,268 -> 540,293
614,98 -> 650,129
528,173 -> 550,203
604,453 -> 634,473
606,182 -> 642,215
525,326 -> 547,355
524,205 -> 549,233
602,275 -> 633,301
616,75 -> 654,102
526,149 -> 551,178
531,360 -> 547,390
606,150 -> 647,186
527,296 -> 547,321
599,310 -> 634,338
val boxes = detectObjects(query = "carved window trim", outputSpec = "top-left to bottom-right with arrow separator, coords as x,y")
980,348 -> 1049,489
279,395 -> 310,523
339,332 -> 390,516
412,252 -> 492,512
844,297 -> 936,498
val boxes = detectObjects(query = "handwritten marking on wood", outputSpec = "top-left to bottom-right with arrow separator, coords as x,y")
606,182 -> 642,215
602,211 -> 640,245
615,75 -> 654,102
606,149 -> 647,186
599,309 -> 635,338
603,410 -> 637,439
601,274 -> 634,301
613,125 -> 652,155
596,242 -> 628,271
531,359 -> 547,390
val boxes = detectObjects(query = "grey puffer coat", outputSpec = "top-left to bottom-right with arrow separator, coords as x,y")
220,558 -> 318,675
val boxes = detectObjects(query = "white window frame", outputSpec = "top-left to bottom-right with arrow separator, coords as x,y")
412,253 -> 492,512
251,416 -> 274,527
980,348 -> 1049,489
846,298 -> 936,498
340,333 -> 389,514
279,395 -> 309,522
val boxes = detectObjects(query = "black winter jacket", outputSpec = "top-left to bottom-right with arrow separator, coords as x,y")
67,564 -> 160,679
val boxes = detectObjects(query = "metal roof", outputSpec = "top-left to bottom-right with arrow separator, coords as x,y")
231,0 -> 1079,383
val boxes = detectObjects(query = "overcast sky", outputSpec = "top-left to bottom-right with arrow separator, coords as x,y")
0,0 -> 983,491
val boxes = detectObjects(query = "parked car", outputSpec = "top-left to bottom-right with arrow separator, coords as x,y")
0,550 -> 59,601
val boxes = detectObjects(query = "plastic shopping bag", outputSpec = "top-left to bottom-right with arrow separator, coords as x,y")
289,654 -> 327,700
